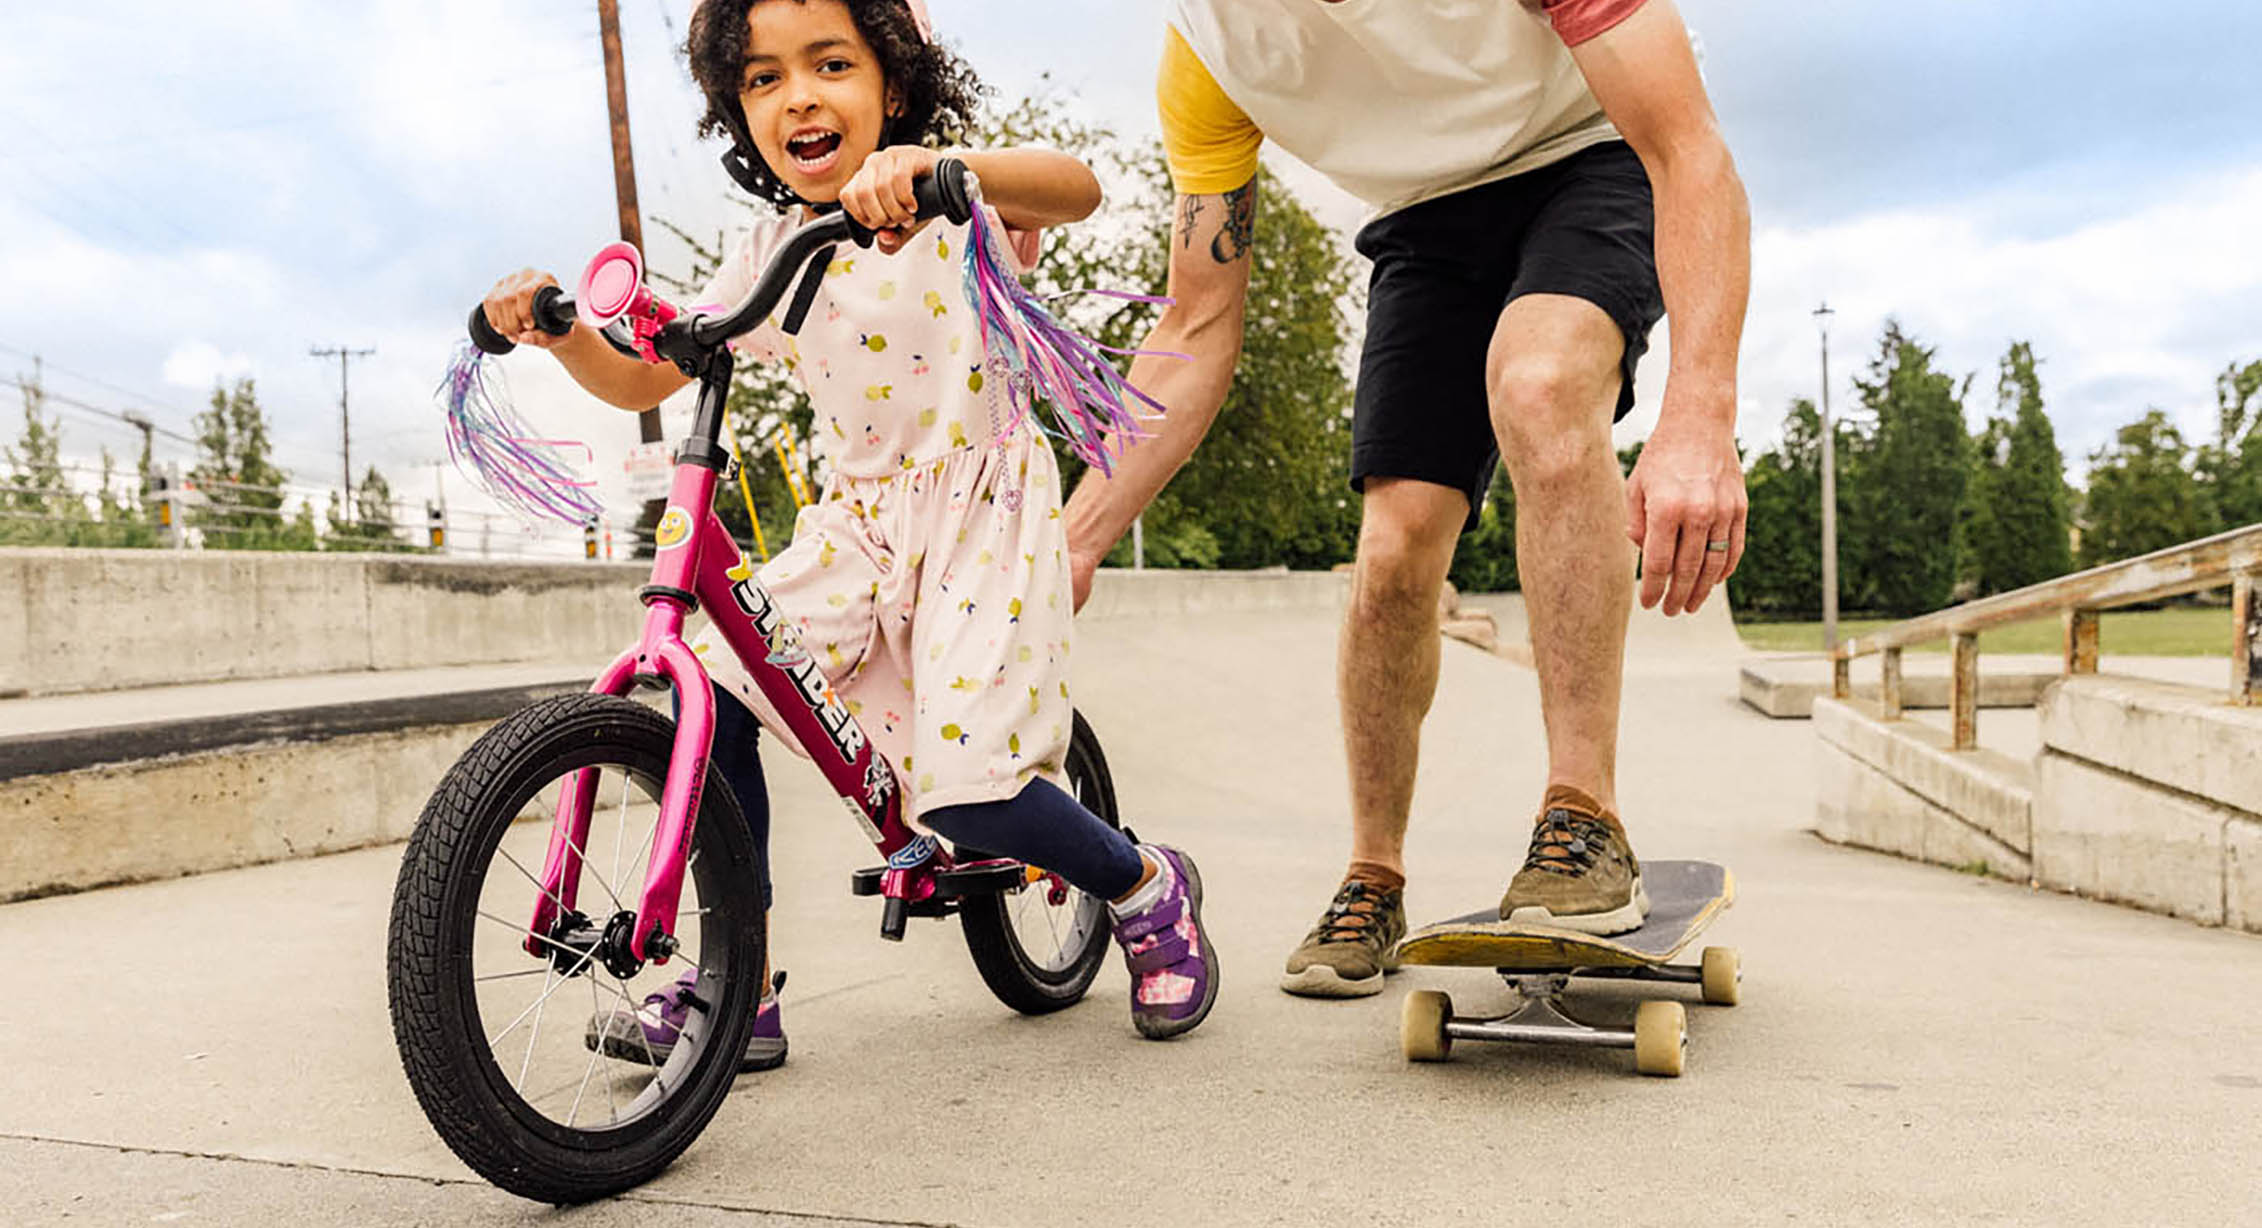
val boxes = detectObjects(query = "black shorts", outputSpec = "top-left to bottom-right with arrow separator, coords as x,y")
1349,140 -> 1663,531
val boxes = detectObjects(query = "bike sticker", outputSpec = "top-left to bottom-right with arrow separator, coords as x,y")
886,834 -> 939,869
654,507 -> 691,549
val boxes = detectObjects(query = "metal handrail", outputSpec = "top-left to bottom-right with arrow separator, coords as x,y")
1829,522 -> 2262,745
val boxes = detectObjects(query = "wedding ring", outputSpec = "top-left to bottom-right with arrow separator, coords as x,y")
1705,540 -> 1730,552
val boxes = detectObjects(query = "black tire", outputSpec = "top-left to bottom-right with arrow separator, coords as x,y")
387,694 -> 766,1204
958,711 -> 1124,1015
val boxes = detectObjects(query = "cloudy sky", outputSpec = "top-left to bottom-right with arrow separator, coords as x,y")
4,1 -> 2259,532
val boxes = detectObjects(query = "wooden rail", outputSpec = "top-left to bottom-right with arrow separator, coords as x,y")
1831,523 -> 2262,748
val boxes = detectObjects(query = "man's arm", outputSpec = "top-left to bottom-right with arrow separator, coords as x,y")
1062,179 -> 1257,610
1568,0 -> 1752,616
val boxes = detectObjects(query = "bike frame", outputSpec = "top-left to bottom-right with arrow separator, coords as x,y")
519,252 -> 963,968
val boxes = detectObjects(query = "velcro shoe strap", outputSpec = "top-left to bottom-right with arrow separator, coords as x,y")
1114,897 -> 1192,971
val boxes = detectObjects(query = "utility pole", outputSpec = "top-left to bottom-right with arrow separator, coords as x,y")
597,0 -> 659,450
310,345 -> 375,509
1814,303 -> 1839,661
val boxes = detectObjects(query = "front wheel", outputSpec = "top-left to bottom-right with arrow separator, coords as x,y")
958,711 -> 1124,1015
386,694 -> 767,1204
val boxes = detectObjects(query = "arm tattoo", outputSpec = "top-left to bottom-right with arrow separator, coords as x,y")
1208,181 -> 1256,264
1177,195 -> 1204,249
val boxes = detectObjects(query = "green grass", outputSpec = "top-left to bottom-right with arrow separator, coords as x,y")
1737,605 -> 2235,656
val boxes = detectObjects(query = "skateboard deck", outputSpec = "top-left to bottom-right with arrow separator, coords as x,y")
1395,860 -> 1733,971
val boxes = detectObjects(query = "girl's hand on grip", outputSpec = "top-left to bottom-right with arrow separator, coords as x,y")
840,146 -> 939,254
483,270 -> 568,349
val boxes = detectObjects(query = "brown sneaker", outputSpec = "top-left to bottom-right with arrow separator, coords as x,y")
1280,880 -> 1406,998
1498,804 -> 1649,936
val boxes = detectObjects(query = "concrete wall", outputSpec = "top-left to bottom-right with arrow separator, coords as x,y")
1,548 -> 649,697
2,549 -> 1349,698
1815,675 -> 2262,933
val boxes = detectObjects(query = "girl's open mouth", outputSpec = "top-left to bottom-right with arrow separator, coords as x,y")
787,130 -> 843,173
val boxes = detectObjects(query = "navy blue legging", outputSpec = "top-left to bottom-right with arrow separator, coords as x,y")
699,683 -> 1144,906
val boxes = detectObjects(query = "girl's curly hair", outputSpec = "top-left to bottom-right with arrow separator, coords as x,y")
685,0 -> 985,209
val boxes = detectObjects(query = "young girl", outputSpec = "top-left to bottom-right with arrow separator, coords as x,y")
478,0 -> 1217,1059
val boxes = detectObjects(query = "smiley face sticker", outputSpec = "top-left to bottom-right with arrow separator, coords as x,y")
654,507 -> 691,549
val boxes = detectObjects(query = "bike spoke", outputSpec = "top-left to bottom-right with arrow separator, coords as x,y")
514,963 -> 558,1093
567,975 -> 606,1128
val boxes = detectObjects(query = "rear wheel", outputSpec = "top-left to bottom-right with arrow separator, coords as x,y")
387,694 -> 766,1204
958,711 -> 1123,1015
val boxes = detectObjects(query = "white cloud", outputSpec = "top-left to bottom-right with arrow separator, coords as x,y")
160,342 -> 257,390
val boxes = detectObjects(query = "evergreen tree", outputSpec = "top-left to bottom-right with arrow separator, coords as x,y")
1846,321 -> 1970,615
1966,341 -> 2072,594
190,378 -> 296,549
3,371 -> 72,543
1728,398 -> 1824,615
2080,409 -> 2208,567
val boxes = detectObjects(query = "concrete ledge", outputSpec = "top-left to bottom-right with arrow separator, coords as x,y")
1,723 -> 484,902
1744,658 -> 2058,718
2033,752 -> 2233,926
1815,742 -> 2032,879
2229,819 -> 2262,932
1076,567 -> 1346,621
2038,674 -> 2262,816
1813,696 -> 2034,853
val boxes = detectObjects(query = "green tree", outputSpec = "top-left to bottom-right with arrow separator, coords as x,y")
2,371 -> 72,544
327,464 -> 407,551
1846,321 -> 1970,615
1728,398 -> 1825,616
1447,468 -> 1518,593
1964,341 -> 2072,595
2197,357 -> 2262,530
2080,409 -> 2208,568
190,378 -> 308,550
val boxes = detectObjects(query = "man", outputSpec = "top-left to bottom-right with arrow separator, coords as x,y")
1063,0 -> 1750,996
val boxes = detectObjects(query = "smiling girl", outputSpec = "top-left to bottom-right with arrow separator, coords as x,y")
476,0 -> 1218,1065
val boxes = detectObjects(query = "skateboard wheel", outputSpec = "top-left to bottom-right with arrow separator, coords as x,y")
1633,1000 -> 1685,1077
1401,990 -> 1453,1062
1700,946 -> 1741,1006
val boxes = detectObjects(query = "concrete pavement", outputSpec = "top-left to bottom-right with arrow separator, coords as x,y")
5,605 -> 2260,1225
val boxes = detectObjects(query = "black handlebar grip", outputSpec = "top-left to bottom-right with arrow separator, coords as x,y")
916,156 -> 975,226
467,301 -> 515,355
467,284 -> 577,356
843,157 -> 977,248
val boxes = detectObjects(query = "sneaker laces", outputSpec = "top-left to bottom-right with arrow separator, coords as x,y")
1313,881 -> 1393,945
1522,809 -> 1614,876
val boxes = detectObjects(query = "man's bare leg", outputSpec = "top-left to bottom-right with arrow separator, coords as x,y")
1340,479 -> 1468,871
1279,478 -> 1462,996
1486,294 -> 1634,816
1486,294 -> 1649,934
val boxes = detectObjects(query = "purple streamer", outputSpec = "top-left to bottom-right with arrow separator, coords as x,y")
960,210 -> 1175,475
436,342 -> 606,524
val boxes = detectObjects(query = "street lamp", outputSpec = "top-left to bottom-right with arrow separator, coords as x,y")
1814,302 -> 1839,669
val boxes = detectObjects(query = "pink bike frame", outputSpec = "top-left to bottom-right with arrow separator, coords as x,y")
520,456 -> 945,964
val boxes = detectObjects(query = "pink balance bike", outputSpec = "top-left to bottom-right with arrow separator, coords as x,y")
387,163 -> 1126,1204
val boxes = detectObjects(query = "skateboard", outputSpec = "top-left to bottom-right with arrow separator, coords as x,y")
1393,860 -> 1738,1077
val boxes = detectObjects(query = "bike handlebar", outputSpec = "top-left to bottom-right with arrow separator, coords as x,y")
465,158 -> 975,360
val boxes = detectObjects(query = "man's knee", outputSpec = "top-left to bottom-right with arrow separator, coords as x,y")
1351,482 -> 1461,622
1486,352 -> 1617,484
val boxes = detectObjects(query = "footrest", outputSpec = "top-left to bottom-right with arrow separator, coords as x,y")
848,860 -> 1027,899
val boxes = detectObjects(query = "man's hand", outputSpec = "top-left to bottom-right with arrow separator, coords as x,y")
1624,396 -> 1745,616
838,145 -> 940,254
1070,546 -> 1101,614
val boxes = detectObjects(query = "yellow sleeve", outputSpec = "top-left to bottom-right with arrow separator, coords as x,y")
1156,25 -> 1262,196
